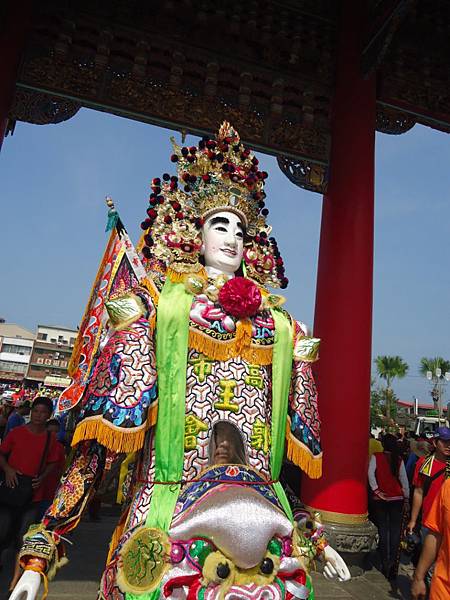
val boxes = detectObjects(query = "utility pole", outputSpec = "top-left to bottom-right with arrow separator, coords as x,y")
426,369 -> 450,422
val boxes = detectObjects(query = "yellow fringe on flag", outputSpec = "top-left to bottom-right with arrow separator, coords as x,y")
106,507 -> 129,565
140,277 -> 160,311
71,403 -> 158,454
188,327 -> 273,365
286,422 -> 322,479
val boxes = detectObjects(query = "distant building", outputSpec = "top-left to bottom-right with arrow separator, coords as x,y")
395,398 -> 441,429
397,399 -> 436,417
0,323 -> 35,383
26,325 -> 77,388
35,325 -> 77,347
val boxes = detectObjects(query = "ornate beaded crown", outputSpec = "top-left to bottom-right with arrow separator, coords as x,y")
171,121 -> 265,232
140,122 -> 288,288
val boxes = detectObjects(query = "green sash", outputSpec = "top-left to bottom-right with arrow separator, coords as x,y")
270,308 -> 294,521
146,279 -> 192,531
127,280 -> 192,600
128,281 -> 294,599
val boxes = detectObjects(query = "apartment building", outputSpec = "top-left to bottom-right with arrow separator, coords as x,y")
0,323 -> 35,383
26,325 -> 77,387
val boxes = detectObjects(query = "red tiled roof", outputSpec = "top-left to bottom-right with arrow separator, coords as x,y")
397,399 -> 434,409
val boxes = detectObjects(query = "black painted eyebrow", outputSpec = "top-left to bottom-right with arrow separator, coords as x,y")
208,216 -> 244,232
208,216 -> 230,227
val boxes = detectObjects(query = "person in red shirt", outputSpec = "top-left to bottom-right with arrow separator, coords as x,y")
368,433 -> 410,579
407,428 -> 450,539
0,396 -> 58,591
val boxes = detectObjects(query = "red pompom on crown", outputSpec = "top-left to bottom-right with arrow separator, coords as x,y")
218,277 -> 262,319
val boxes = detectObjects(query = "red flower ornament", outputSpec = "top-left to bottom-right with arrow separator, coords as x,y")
218,277 -> 262,319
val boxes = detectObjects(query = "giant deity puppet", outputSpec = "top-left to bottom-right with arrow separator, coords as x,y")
11,123 -> 350,600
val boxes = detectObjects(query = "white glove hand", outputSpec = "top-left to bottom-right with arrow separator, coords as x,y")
8,571 -> 41,600
322,545 -> 351,582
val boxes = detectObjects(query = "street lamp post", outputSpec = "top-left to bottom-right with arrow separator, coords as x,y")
426,369 -> 450,422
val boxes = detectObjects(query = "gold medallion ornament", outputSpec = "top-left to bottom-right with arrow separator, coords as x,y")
117,527 -> 170,594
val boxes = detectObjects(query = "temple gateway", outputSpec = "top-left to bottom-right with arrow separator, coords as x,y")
1,0 -> 449,560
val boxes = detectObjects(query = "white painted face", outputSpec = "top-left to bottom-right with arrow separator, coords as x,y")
201,211 -> 245,275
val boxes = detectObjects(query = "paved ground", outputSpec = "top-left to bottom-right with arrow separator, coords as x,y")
0,512 -> 414,600
312,564 -> 413,600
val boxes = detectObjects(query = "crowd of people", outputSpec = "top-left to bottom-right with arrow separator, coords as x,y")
3,383 -> 450,598
0,394 -> 66,591
368,428 -> 450,598
0,389 -> 127,592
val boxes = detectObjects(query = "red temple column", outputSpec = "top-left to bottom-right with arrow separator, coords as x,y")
302,0 -> 376,528
0,0 -> 33,151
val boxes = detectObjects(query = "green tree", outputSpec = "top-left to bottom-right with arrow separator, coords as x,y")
370,387 -> 385,428
370,385 -> 399,429
374,355 -> 409,420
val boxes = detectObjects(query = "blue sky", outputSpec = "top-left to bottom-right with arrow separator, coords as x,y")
1,109 -> 449,405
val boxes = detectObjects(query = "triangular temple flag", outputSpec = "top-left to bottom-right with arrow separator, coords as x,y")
56,198 -> 146,414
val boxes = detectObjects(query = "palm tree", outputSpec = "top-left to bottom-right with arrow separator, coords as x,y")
419,357 -> 450,409
419,357 -> 450,378
374,355 -> 409,420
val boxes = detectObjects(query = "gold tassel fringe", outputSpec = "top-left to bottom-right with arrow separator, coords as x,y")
286,423 -> 322,479
166,268 -> 189,283
140,277 -> 160,309
140,277 -> 158,330
71,403 -> 158,454
166,266 -> 207,284
188,327 -> 273,365
235,318 -> 252,354
142,275 -> 273,364
106,507 -> 129,565
241,345 -> 273,365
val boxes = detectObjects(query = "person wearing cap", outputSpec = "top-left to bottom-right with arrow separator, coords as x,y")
406,437 -> 432,482
407,427 -> 450,541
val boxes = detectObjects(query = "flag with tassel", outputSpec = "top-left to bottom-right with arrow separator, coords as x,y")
56,197 -> 146,414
